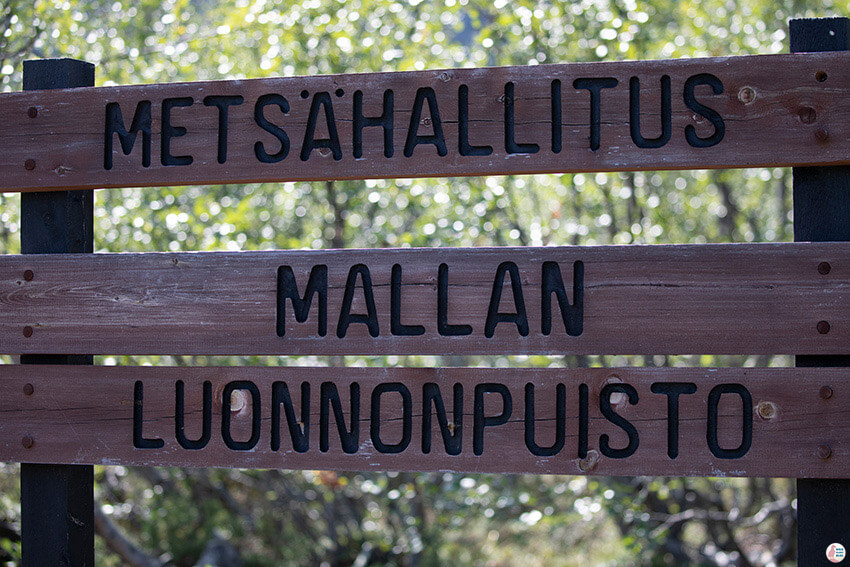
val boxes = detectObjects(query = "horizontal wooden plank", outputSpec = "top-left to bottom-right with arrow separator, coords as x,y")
1,52 -> 849,192
0,243 -> 848,355
0,365 -> 845,478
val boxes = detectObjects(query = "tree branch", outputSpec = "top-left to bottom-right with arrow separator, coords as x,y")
95,506 -> 163,567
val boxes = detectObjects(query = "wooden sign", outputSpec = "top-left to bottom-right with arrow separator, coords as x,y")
2,52 -> 849,192
2,364 -> 846,478
1,242 -> 847,355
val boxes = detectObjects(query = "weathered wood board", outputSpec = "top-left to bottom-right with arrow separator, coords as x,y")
1,242 -> 847,355
0,365 -> 845,478
2,52 -> 849,192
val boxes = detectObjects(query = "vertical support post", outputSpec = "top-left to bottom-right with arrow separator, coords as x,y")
791,17 -> 850,566
20,58 -> 96,567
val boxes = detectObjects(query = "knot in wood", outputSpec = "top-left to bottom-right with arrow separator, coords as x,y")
798,106 -> 817,124
756,401 -> 776,420
577,449 -> 599,473
737,86 -> 756,104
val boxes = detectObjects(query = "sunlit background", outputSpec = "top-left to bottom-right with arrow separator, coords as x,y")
0,0 -> 845,564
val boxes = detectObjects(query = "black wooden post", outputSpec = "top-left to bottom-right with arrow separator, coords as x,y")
791,17 -> 850,566
20,58 -> 96,567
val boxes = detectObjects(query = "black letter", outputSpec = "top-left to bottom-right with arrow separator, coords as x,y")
320,382 -> 360,453
404,87 -> 447,157
438,263 -> 472,336
222,381 -> 261,451
504,82 -> 539,154
422,383 -> 463,455
133,381 -> 163,449
300,92 -> 342,161
573,78 -> 618,150
271,381 -> 309,452
105,101 -> 151,170
176,380 -> 212,450
651,382 -> 697,458
371,382 -> 412,454
484,261 -> 528,338
599,383 -> 639,458
551,80 -> 562,153
161,97 -> 193,166
707,383 -> 752,459
203,95 -> 243,163
473,383 -> 512,456
391,264 -> 425,336
684,73 -> 725,148
458,84 -> 492,156
541,260 -> 583,336
578,383 -> 589,458
254,94 -> 290,163
337,264 -> 379,338
629,76 -> 671,149
277,265 -> 327,337
354,89 -> 394,158
525,383 -> 565,456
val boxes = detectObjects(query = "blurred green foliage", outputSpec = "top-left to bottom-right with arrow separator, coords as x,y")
1,0 -> 846,564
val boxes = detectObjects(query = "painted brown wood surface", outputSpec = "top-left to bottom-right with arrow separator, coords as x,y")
0,364 -> 846,478
0,242 -> 847,355
1,52 -> 849,192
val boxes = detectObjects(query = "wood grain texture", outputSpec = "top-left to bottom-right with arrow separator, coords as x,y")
1,52 -> 849,192
1,364 -> 846,478
0,242 -> 848,355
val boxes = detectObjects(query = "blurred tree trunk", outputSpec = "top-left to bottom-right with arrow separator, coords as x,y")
194,536 -> 243,567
